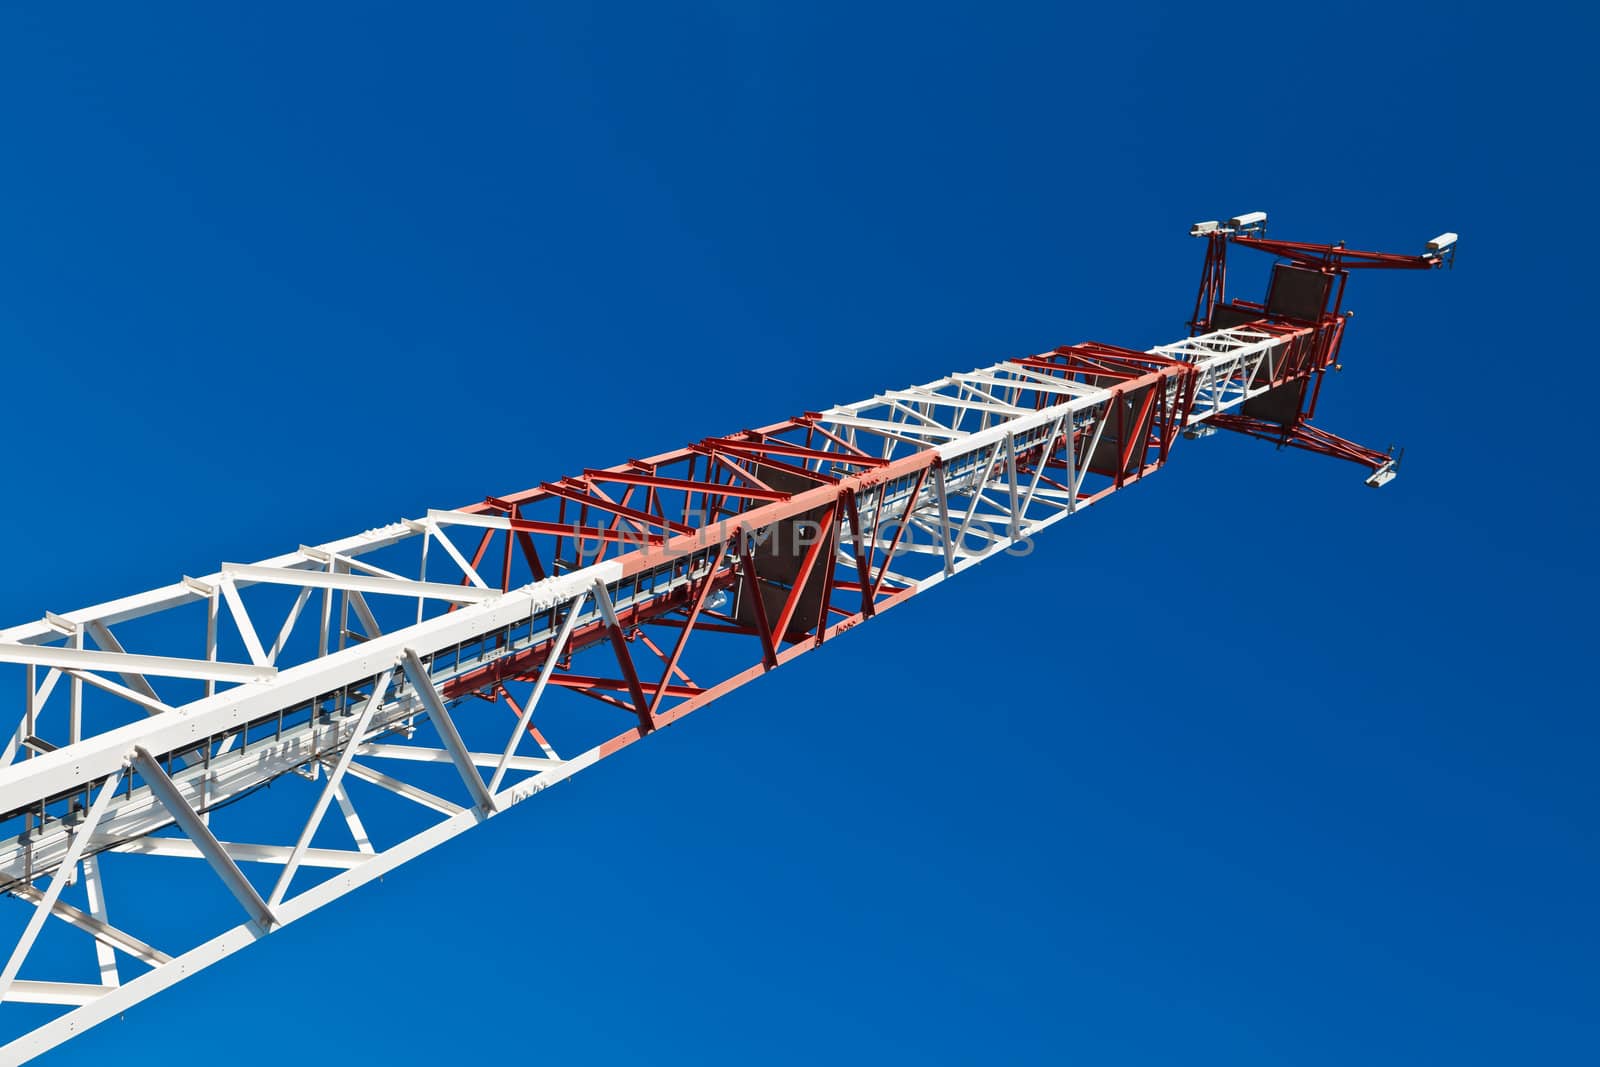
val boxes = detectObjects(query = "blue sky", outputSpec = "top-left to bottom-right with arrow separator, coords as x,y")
0,3 -> 1593,1064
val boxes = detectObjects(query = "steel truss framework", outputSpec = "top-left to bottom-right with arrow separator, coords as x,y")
0,220 -> 1448,1062
1186,222 -> 1449,484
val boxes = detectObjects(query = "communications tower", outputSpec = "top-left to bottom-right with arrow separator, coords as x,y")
0,214 -> 1454,1062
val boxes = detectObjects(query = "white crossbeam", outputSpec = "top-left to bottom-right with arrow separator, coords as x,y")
221,562 -> 502,604
0,643 -> 274,684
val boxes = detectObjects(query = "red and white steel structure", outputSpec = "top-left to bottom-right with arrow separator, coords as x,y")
0,215 -> 1453,1062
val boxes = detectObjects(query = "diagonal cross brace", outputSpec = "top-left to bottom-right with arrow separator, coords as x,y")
489,592 -> 587,795
130,747 -> 276,931
0,769 -> 123,1003
267,669 -> 391,907
401,650 -> 496,815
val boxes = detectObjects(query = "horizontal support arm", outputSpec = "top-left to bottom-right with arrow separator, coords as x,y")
0,643 -> 274,684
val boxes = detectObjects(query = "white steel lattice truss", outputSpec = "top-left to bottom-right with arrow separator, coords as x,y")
0,325 -> 1305,1061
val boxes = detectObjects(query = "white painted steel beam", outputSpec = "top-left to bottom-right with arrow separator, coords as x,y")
222,562 -> 503,604
130,748 -> 277,931
0,643 -> 274,685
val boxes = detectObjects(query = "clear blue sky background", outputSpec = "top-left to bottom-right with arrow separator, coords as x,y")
0,3 -> 1594,1064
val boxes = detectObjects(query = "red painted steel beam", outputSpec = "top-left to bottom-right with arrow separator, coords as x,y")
647,541 -> 727,715
539,480 -> 696,536
705,435 -> 891,468
582,468 -> 790,503
1232,234 -> 1440,270
542,674 -> 703,699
